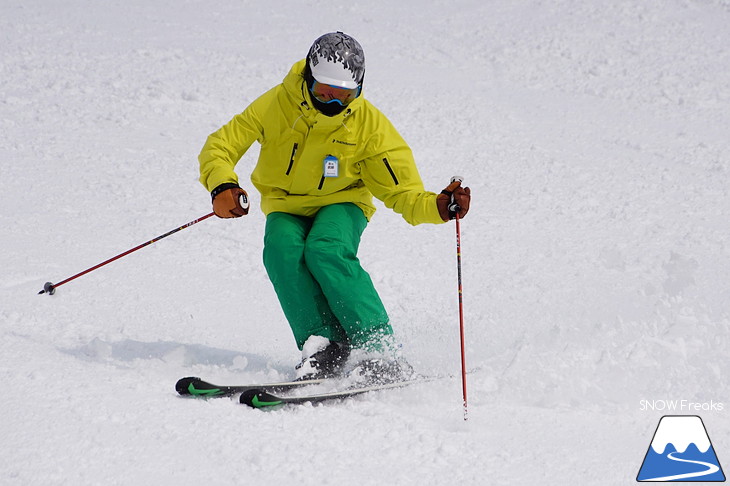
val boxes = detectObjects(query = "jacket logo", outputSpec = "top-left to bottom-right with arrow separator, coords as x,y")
332,139 -> 356,146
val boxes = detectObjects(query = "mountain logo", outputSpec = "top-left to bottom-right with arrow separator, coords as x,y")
637,415 -> 726,482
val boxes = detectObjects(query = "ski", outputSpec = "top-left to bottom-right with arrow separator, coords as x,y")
175,376 -> 327,398
239,378 -> 425,409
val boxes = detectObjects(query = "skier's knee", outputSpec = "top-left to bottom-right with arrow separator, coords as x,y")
303,236 -> 351,271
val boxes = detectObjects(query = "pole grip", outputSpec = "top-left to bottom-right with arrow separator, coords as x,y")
239,193 -> 250,212
448,176 -> 464,212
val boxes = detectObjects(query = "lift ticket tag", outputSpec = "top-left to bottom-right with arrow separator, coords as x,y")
323,155 -> 339,178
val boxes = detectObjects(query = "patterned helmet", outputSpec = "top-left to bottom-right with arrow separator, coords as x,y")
307,32 -> 365,89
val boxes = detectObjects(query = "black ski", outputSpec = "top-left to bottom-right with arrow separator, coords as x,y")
175,376 -> 327,398
240,378 -> 425,409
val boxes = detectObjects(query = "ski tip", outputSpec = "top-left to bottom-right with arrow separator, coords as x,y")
240,389 -> 283,409
175,376 -> 201,395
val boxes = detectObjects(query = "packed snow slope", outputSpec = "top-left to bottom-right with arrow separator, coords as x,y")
2,0 -> 729,484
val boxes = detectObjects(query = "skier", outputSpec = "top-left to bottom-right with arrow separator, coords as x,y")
198,32 -> 470,382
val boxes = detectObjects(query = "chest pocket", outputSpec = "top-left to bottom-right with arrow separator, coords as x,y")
285,142 -> 298,175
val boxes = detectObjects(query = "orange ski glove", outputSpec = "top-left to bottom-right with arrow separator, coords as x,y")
211,184 -> 250,218
436,179 -> 471,221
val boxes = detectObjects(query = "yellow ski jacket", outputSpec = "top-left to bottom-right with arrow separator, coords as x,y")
199,59 -> 444,225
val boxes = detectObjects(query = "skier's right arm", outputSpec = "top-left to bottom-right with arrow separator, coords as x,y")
198,103 -> 264,193
198,96 -> 268,218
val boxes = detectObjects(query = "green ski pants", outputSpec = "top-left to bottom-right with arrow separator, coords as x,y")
263,203 -> 392,350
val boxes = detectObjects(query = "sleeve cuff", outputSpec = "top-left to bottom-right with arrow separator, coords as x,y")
211,182 -> 241,201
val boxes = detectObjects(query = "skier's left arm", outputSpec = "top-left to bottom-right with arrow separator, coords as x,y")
360,124 -> 470,225
360,143 -> 443,225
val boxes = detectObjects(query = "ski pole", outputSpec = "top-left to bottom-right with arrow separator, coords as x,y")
455,211 -> 468,421
38,211 -> 216,295
449,176 -> 468,421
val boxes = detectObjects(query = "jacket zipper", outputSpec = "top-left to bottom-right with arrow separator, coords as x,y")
382,157 -> 399,185
317,174 -> 325,190
286,143 -> 299,175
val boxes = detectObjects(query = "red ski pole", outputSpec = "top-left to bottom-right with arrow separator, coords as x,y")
455,211 -> 467,420
39,211 -> 217,295
448,176 -> 468,421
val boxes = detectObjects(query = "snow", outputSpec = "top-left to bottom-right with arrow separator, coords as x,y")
2,0 -> 729,484
301,335 -> 332,360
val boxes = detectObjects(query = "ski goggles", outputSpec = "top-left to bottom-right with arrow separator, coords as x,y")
309,80 -> 361,106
